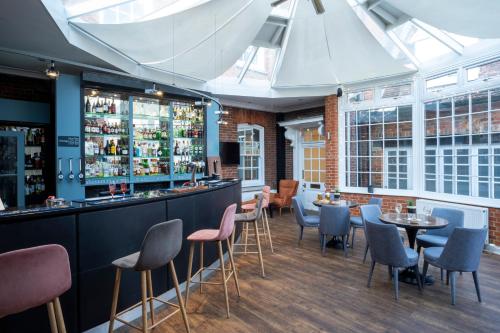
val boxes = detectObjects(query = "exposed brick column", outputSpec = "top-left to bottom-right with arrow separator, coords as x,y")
324,95 -> 339,192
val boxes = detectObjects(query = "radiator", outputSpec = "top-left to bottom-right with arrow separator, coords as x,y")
416,199 -> 489,244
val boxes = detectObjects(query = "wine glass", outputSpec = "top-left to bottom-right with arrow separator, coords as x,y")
423,207 -> 432,216
109,182 -> 116,200
120,182 -> 127,198
395,203 -> 402,217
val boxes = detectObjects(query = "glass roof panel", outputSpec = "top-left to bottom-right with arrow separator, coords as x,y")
241,47 -> 278,85
392,21 -> 453,63
64,0 -> 210,23
218,46 -> 257,82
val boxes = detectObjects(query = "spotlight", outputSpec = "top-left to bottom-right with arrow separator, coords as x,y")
214,110 -> 229,115
312,0 -> 325,14
145,83 -> 163,97
217,120 -> 228,125
45,60 -> 59,79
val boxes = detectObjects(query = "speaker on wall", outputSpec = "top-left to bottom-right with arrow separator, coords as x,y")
337,87 -> 343,97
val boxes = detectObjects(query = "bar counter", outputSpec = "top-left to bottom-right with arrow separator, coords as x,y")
0,179 -> 241,333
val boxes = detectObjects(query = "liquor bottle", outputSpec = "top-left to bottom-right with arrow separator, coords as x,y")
94,141 -> 99,156
92,100 -> 97,113
110,98 -> 116,114
86,97 -> 91,113
122,141 -> 129,155
116,140 -> 121,155
174,141 -> 179,155
103,98 -> 109,113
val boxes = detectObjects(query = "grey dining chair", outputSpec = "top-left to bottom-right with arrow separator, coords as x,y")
359,204 -> 383,263
350,197 -> 383,249
417,208 -> 464,281
292,196 -> 320,244
319,205 -> 351,257
365,220 -> 422,300
422,227 -> 486,305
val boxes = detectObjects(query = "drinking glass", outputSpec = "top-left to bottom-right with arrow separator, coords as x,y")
120,182 -> 127,198
109,182 -> 116,200
423,207 -> 432,216
317,193 -> 323,201
395,203 -> 402,214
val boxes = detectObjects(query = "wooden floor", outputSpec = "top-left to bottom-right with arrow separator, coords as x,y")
118,212 -> 500,333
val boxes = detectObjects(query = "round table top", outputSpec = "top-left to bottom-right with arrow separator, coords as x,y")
379,213 -> 448,229
312,199 -> 358,208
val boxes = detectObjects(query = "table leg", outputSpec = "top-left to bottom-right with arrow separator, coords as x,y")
405,228 -> 418,249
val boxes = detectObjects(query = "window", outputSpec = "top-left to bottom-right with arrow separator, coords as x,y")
467,59 -> 500,82
303,146 -> 326,184
347,89 -> 374,103
237,125 -> 264,186
381,83 -> 412,99
426,72 -> 458,91
345,105 -> 413,190
424,87 -> 500,199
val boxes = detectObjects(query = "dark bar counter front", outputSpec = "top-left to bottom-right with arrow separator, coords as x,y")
0,179 -> 241,333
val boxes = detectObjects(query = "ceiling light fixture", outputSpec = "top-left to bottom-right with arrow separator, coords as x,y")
45,60 -> 59,79
312,0 -> 325,15
145,83 -> 163,97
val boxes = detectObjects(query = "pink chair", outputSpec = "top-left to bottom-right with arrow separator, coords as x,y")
0,244 -> 71,333
185,203 -> 240,318
240,186 -> 274,253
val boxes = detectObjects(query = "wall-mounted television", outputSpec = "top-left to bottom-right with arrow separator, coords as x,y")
219,142 -> 240,165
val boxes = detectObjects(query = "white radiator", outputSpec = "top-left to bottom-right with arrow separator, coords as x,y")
416,199 -> 489,244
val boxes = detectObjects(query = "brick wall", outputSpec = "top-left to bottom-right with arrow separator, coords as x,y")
219,106 -> 277,188
0,73 -> 52,103
324,95 -> 339,191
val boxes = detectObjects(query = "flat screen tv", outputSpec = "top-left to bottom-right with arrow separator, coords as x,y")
219,142 -> 240,165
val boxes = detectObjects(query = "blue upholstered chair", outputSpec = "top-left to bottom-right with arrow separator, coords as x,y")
319,205 -> 350,257
422,227 -> 486,305
417,208 -> 464,280
359,204 -> 383,263
292,197 -> 320,244
350,197 -> 383,249
365,220 -> 422,300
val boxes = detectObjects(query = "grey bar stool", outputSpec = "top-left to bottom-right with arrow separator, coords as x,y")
108,219 -> 190,333
231,194 -> 266,277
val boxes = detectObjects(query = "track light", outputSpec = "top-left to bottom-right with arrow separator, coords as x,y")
45,60 -> 59,79
214,110 -> 229,115
312,0 -> 325,14
145,83 -> 163,97
217,120 -> 228,125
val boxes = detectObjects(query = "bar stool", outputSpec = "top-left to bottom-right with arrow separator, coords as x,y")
241,186 -> 273,253
108,219 -> 190,333
185,203 -> 240,318
232,194 -> 266,277
0,244 -> 71,333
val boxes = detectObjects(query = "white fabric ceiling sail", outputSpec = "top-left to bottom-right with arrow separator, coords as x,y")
386,0 -> 500,39
274,0 -> 413,87
75,0 -> 271,81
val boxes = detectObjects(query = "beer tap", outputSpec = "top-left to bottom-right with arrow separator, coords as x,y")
78,158 -> 84,181
57,158 -> 64,181
68,158 -> 75,181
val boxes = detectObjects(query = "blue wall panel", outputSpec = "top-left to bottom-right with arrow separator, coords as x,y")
206,100 -> 219,157
56,74 -> 85,200
0,98 -> 50,124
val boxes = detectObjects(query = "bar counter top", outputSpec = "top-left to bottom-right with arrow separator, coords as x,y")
0,179 -> 239,222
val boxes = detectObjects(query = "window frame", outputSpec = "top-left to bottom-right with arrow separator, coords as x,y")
237,124 -> 265,188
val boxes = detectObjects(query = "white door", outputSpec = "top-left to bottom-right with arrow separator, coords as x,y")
299,128 -> 326,210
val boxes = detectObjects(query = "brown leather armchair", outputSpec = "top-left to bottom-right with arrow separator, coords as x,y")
270,180 -> 299,215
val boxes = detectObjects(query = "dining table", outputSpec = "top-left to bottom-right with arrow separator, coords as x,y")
379,212 -> 449,285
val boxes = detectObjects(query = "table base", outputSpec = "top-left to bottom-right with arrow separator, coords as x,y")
398,268 -> 435,286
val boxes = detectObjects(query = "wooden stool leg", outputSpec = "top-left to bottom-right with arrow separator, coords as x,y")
261,216 -> 268,246
146,270 -> 155,325
226,238 -> 241,297
243,222 -> 249,254
108,267 -> 121,333
199,241 -> 204,294
264,209 -> 274,253
217,240 -> 230,318
169,261 -> 191,333
253,220 -> 266,277
140,271 -> 148,333
47,301 -> 58,333
231,227 -> 236,253
185,242 -> 195,308
54,297 -> 67,333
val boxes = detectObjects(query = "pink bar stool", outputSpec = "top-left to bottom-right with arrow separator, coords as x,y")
239,186 -> 274,253
185,203 -> 240,318
0,244 -> 72,333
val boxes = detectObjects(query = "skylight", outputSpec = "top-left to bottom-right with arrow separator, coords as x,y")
63,0 -> 209,23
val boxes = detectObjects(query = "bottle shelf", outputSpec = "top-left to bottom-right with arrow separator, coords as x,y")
84,113 -> 128,120
85,176 -> 129,185
133,156 -> 169,159
86,133 -> 129,138
85,154 -> 129,158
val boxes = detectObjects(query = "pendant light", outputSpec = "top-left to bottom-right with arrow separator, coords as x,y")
45,60 -> 59,79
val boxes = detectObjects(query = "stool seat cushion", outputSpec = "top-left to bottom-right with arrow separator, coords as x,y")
235,212 -> 257,222
241,203 -> 256,211
187,229 -> 219,241
112,252 -> 140,269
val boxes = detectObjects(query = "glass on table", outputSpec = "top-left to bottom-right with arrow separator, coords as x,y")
423,206 -> 432,216
395,203 -> 403,220
109,181 -> 116,200
317,193 -> 323,201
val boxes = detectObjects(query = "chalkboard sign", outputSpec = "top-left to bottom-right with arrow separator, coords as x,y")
58,136 -> 80,147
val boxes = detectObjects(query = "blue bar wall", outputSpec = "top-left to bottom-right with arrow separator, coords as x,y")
56,74 -> 85,200
206,100 -> 219,157
0,98 -> 50,124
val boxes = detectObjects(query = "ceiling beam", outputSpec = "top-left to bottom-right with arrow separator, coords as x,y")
270,25 -> 285,46
411,19 -> 464,55
67,0 -> 135,20
368,0 -> 385,11
371,6 -> 397,25
386,30 -> 421,67
237,46 -> 258,83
